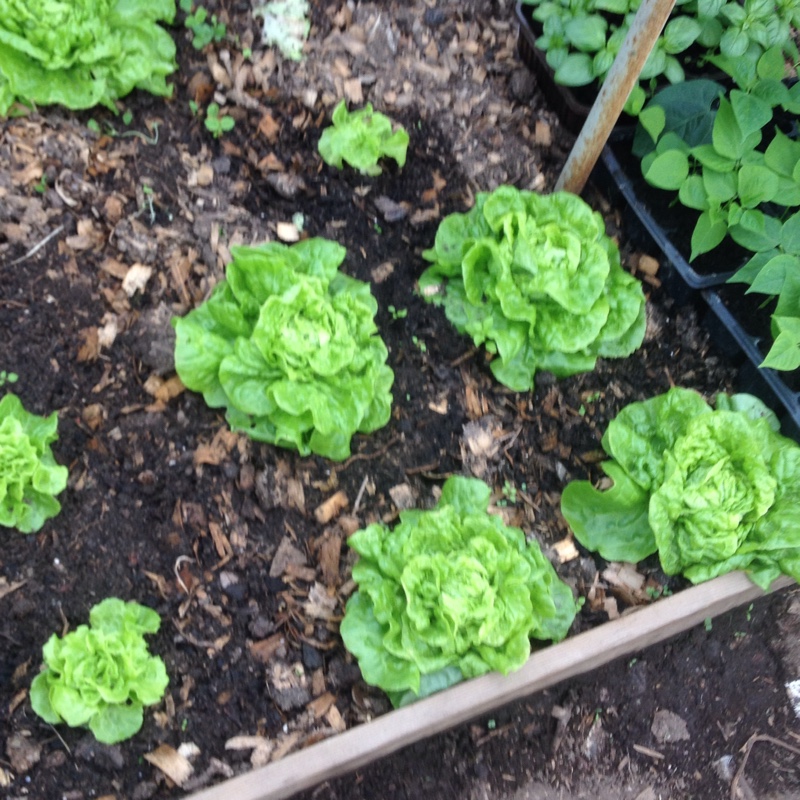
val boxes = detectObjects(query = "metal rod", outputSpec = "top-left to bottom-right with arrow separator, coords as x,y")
555,0 -> 677,194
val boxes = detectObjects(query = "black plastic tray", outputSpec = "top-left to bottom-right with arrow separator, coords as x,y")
598,145 -> 739,290
590,147 -> 800,439
515,2 -> 637,137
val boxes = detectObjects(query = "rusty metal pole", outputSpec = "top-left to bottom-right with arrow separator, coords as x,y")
555,0 -> 676,194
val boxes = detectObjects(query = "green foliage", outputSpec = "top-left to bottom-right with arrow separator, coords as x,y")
0,0 -> 177,116
419,186 -> 646,392
636,60 -> 800,370
523,0 -> 800,112
204,102 -> 235,138
561,387 -> 800,590
30,599 -> 168,744
0,393 -> 68,534
172,239 -> 394,461
253,0 -> 310,61
181,1 -> 226,50
340,476 -> 579,706
318,101 -> 410,176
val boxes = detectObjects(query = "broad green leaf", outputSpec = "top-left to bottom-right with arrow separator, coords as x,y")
756,44 -> 788,79
679,174 -> 709,210
729,210 -> 782,252
702,167 -> 737,203
737,164 -> 780,207
712,98 -> 745,161
564,15 -> 607,52
692,143 -> 736,172
730,90 -> 772,141
554,52 -> 595,86
761,316 -> 800,370
729,249 -> 779,284
746,253 -> 795,295
640,46 -> 667,80
691,209 -> 728,259
637,105 -> 665,146
781,213 -> 800,253
662,16 -> 701,53
561,461 -> 655,563
765,129 -> 800,178
644,150 -> 689,190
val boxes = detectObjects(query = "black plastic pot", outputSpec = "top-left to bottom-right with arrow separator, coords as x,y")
591,147 -> 800,439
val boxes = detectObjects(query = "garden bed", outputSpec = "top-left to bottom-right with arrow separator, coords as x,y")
2,2 -> 800,800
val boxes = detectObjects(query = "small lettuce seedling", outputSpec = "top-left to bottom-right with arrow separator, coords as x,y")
172,238 -> 394,461
318,101 -> 410,176
30,598 -> 169,744
340,475 -> 579,707
561,387 -> 800,590
0,393 -> 68,533
0,0 -> 177,116
419,186 -> 646,392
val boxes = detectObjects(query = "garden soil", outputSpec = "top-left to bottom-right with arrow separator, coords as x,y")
1,1 -> 799,798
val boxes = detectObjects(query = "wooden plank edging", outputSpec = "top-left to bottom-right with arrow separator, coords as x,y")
186,571 -> 794,800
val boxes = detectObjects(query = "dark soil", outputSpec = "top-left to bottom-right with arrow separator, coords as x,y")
2,2 -> 799,799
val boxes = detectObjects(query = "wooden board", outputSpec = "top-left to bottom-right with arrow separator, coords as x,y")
186,572 -> 794,800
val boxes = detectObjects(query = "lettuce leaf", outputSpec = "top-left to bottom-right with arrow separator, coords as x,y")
561,387 -> 800,589
318,101 -> 410,176
0,393 -> 68,533
420,187 -> 646,391
0,0 -> 176,115
173,238 -> 394,461
30,598 -> 168,744
340,476 -> 579,705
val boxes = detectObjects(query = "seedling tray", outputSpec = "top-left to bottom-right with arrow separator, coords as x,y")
185,572 -> 791,800
515,2 -> 638,138
596,145 -> 739,291
591,146 -> 800,439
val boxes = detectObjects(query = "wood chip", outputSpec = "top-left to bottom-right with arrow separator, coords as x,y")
633,743 -> 665,761
144,744 -> 194,786
249,633 -> 286,664
315,490 -> 349,524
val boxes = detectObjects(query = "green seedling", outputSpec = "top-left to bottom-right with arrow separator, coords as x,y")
183,3 -> 227,49
388,305 -> 408,321
205,103 -> 235,138
412,335 -> 427,353
0,371 -> 19,385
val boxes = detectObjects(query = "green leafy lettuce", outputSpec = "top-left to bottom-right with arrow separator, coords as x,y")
318,101 -> 410,176
0,0 -> 177,116
419,187 -> 647,392
172,238 -> 394,461
561,387 -> 800,589
30,598 -> 169,744
340,476 -> 579,706
0,393 -> 68,533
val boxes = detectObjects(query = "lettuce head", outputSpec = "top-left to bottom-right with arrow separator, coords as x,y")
30,598 -> 169,744
172,238 -> 394,461
0,0 -> 177,115
561,387 -> 800,589
340,476 -> 579,706
0,393 -> 68,533
420,187 -> 646,391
